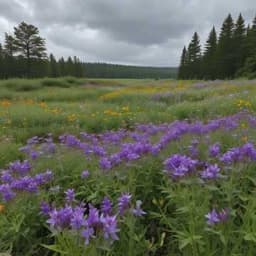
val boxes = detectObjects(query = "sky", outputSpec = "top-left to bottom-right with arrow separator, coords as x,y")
0,0 -> 255,67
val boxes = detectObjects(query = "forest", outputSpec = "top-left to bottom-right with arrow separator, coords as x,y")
178,13 -> 256,79
0,22 -> 176,79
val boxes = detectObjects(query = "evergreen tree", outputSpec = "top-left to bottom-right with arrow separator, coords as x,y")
216,14 -> 235,78
178,46 -> 187,79
203,26 -> 217,79
4,33 -> 16,56
246,16 -> 256,57
187,32 -> 201,78
0,43 -> 3,78
49,54 -> 59,77
233,13 -> 246,73
13,22 -> 47,76
58,57 -> 66,76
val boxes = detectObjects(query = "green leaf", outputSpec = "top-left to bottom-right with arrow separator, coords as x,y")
41,244 -> 68,254
244,233 -> 256,242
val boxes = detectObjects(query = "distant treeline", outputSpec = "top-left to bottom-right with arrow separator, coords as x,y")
0,21 -> 176,79
84,63 -> 176,79
178,13 -> 256,80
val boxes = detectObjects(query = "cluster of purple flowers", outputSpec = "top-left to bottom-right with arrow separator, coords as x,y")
0,159 -> 53,201
54,112 -> 252,173
19,134 -> 56,160
220,142 -> 256,164
209,143 -> 221,158
164,154 -> 198,178
42,190 -> 145,246
205,208 -> 229,226
200,164 -> 220,179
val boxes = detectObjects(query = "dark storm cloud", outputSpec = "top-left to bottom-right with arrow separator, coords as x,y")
0,0 -> 256,66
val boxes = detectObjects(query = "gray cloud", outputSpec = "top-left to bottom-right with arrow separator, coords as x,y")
0,0 -> 256,66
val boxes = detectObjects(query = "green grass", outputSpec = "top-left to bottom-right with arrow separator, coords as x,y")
1,78 -> 256,255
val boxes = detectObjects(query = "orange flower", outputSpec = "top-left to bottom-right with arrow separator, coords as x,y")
0,99 -> 11,107
0,204 -> 5,213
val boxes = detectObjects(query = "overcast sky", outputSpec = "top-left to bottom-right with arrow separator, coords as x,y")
0,0 -> 255,67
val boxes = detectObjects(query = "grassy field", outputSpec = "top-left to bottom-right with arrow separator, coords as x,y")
1,78 -> 256,255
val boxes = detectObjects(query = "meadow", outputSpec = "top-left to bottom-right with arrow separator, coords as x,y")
1,77 -> 256,255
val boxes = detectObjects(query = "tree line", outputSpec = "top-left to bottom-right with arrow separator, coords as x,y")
178,13 -> 256,79
0,22 -> 176,79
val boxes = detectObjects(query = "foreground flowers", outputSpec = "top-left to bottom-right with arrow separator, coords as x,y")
42,190 -> 145,246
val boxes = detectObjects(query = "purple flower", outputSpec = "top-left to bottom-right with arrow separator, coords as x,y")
47,206 -> 73,229
40,201 -> 51,215
70,206 -> 85,230
205,208 -> 229,226
218,208 -> 230,222
9,160 -> 31,175
209,143 -> 221,157
99,158 -> 112,170
65,189 -> 75,203
205,209 -> 220,225
118,193 -> 132,215
81,170 -> 90,179
1,170 -> 13,183
201,164 -> 220,180
163,154 -> 198,178
0,184 -> 16,201
87,205 -> 100,227
101,197 -> 112,215
30,150 -> 40,160
81,227 -> 95,245
100,215 -> 119,241
131,200 -> 146,217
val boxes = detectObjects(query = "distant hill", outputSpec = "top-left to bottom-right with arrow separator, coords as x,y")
83,63 -> 177,79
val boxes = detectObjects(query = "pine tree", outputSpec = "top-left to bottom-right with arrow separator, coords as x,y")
203,26 -> 217,79
216,14 -> 235,78
49,54 -> 59,77
233,13 -> 246,73
58,57 -> 66,76
246,16 -> 256,57
187,32 -> 201,79
178,46 -> 187,79
13,22 -> 47,77
4,33 -> 16,56
0,43 -> 3,78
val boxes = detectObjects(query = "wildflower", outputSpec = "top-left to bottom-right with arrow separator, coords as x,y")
101,196 -> 112,215
209,143 -> 221,157
9,160 -> 31,175
0,184 -> 16,201
81,170 -> 90,179
81,226 -> 95,245
47,206 -> 73,230
1,170 -> 13,183
65,189 -> 75,203
70,206 -> 86,230
0,99 -> 11,107
131,200 -> 146,217
40,201 -> 51,216
201,164 -> 220,180
0,204 -> 5,213
205,209 -> 220,225
205,208 -> 229,226
118,193 -> 132,215
99,157 -> 112,170
100,215 -> 119,241
163,154 -> 198,178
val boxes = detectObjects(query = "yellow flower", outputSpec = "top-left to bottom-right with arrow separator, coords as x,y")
67,114 -> 77,122
39,102 -> 47,108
